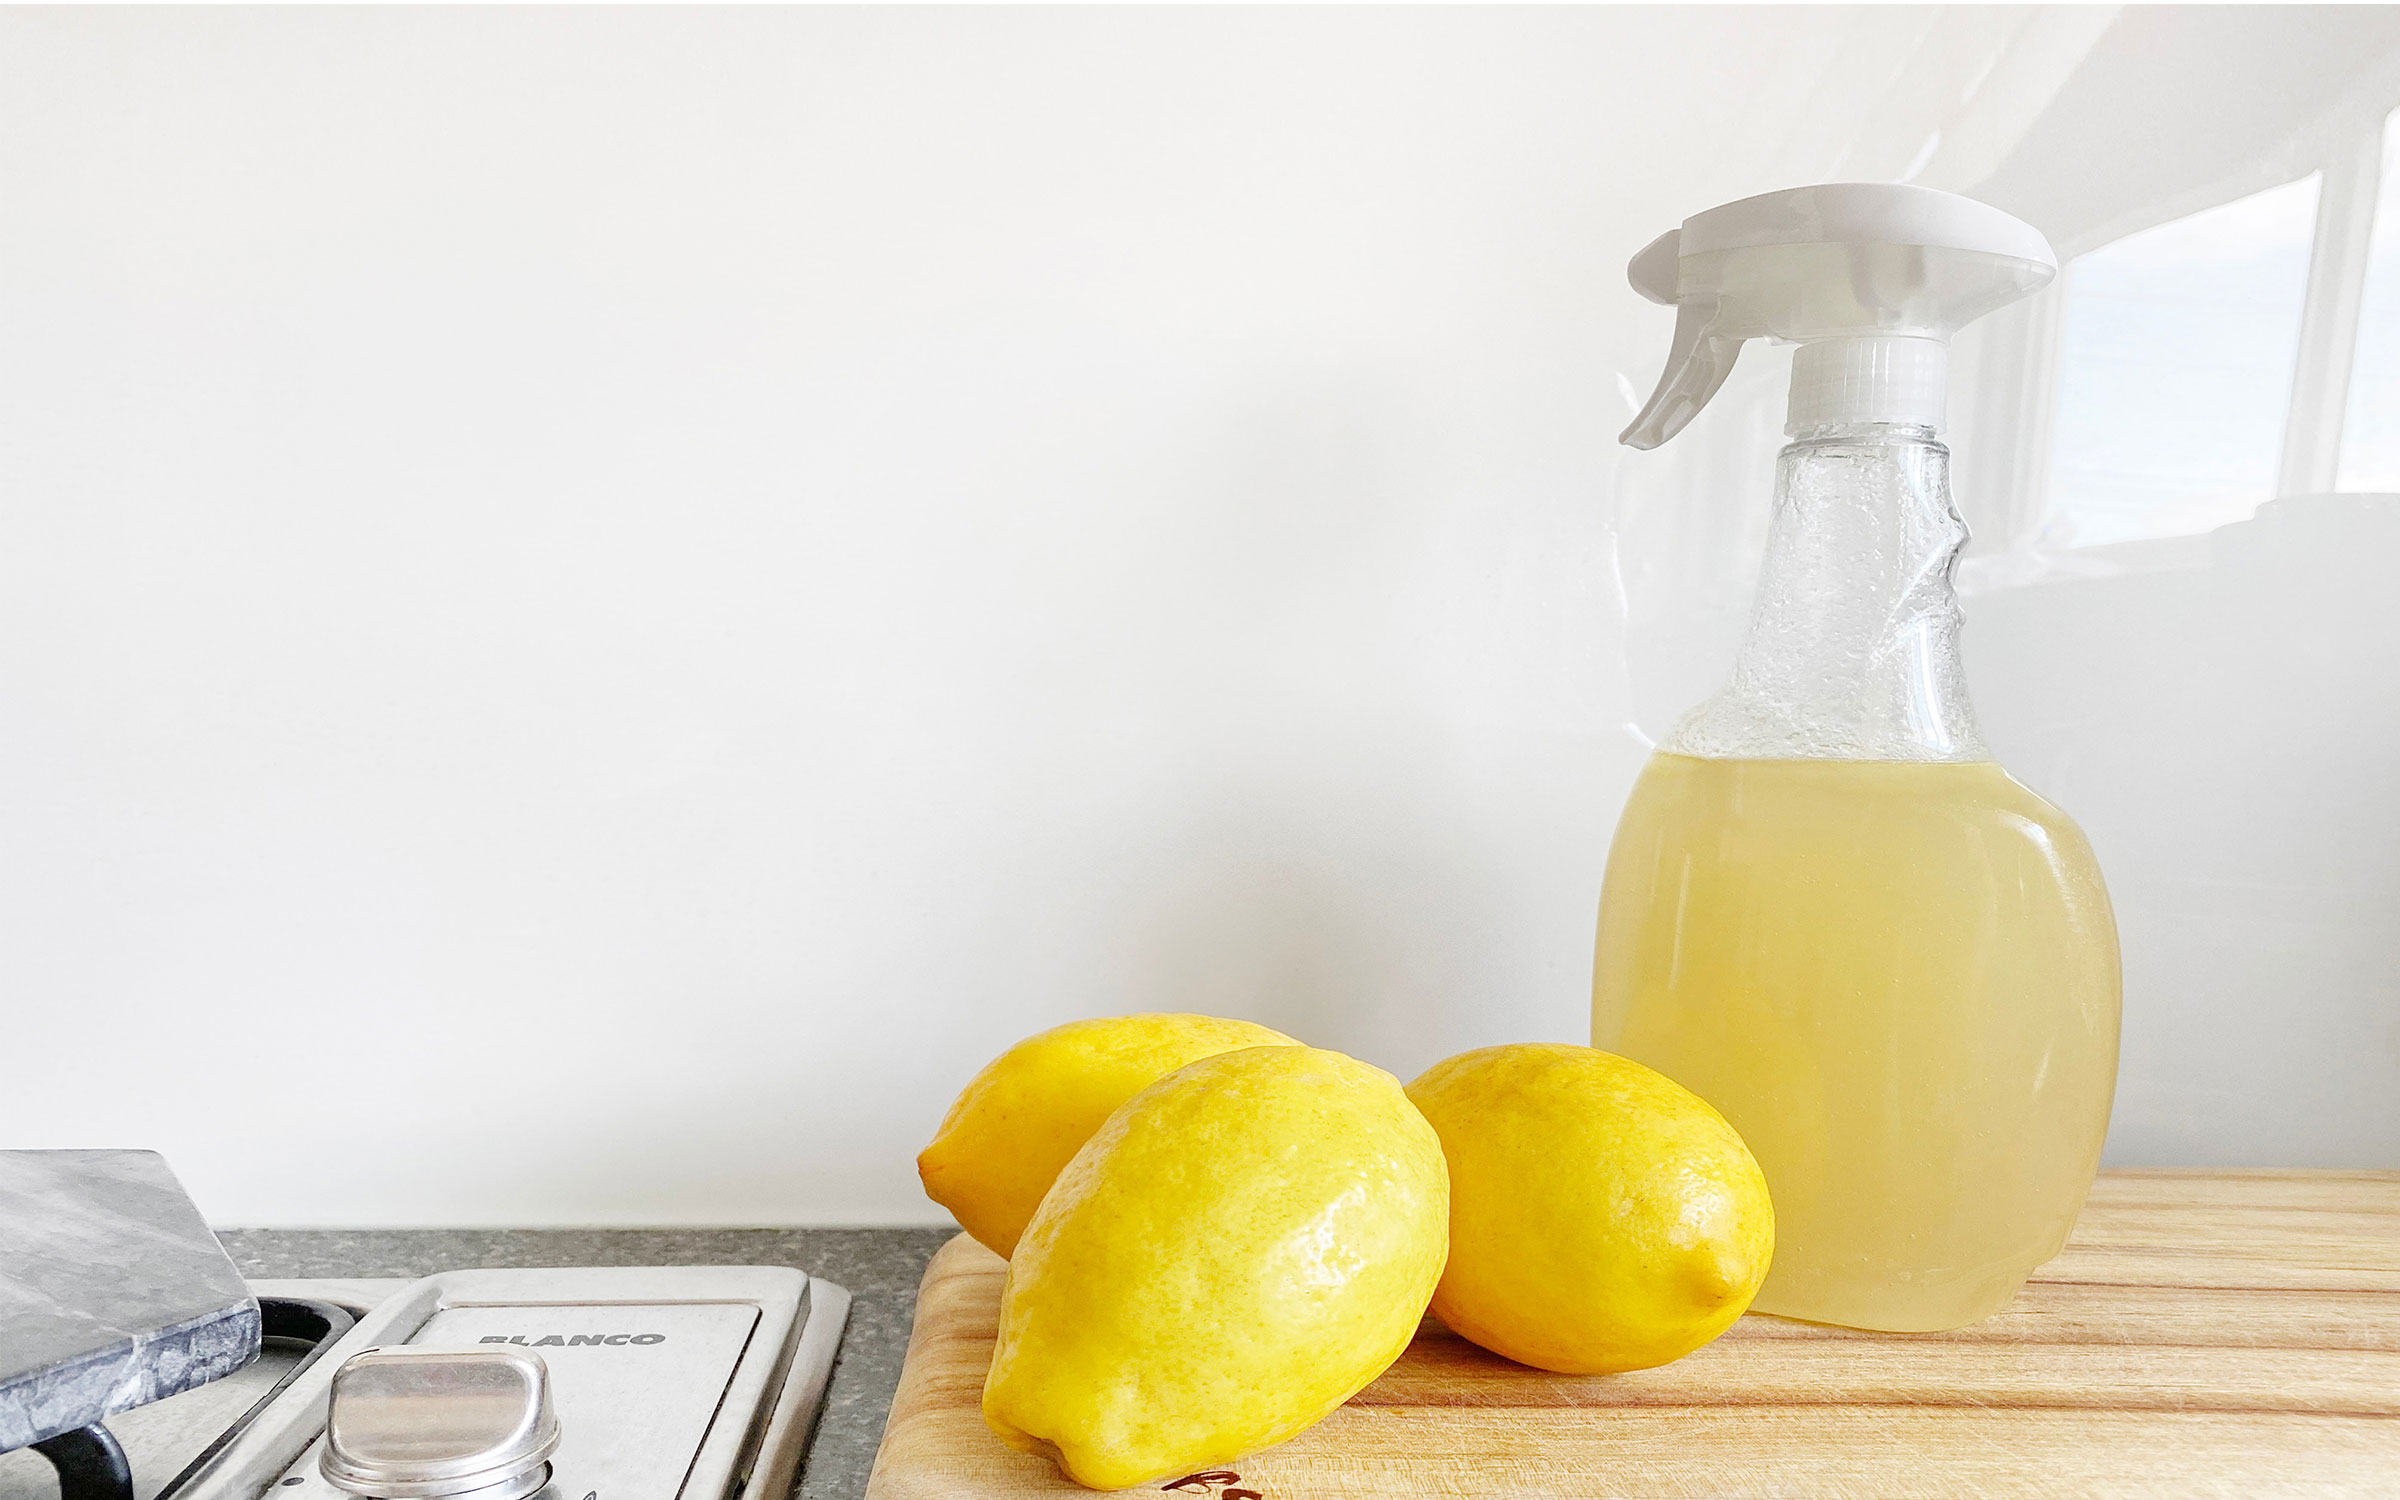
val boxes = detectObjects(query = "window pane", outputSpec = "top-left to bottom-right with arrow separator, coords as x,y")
2045,175 -> 2319,547
2338,110 -> 2400,491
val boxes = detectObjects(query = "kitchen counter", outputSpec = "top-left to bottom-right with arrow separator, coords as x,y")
215,1227 -> 956,1500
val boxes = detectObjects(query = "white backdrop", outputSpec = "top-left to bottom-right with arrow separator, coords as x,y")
3,8 -> 2393,1226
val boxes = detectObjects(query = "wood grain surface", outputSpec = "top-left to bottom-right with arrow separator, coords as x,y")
865,1170 -> 2400,1498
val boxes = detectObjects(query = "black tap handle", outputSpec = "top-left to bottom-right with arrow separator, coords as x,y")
31,1424 -> 133,1500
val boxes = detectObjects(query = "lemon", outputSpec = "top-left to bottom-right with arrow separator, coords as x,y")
984,1045 -> 1448,1490
1405,1042 -> 1772,1374
918,1013 -> 1299,1259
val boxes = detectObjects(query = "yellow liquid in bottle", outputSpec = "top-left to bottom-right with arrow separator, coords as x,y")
1592,753 -> 2120,1331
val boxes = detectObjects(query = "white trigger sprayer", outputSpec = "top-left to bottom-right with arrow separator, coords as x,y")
1620,182 -> 2057,449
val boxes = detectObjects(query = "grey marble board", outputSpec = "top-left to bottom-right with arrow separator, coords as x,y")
0,1345 -> 307,1500
0,1152 -> 261,1453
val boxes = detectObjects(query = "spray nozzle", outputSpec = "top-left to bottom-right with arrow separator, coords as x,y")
1619,183 -> 2058,450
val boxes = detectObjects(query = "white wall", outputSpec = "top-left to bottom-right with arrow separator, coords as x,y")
2,8 -> 2391,1226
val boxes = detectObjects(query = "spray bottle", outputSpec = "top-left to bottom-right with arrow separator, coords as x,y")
1593,184 -> 2121,1332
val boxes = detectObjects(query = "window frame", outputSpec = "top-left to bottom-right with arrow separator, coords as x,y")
2281,125 -> 2383,497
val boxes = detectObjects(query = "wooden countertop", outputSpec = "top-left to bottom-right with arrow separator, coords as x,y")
868,1169 -> 2400,1497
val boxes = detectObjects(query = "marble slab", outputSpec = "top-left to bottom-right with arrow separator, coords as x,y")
0,1151 -> 261,1454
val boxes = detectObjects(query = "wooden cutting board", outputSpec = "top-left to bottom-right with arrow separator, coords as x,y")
866,1169 -> 2400,1498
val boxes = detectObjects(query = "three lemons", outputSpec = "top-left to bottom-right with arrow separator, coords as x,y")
921,1020 -> 1774,1490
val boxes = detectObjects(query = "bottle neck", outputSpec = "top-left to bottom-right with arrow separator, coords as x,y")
1662,423 -> 1990,762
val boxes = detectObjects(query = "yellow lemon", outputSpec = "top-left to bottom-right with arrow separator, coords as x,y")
918,1013 -> 1299,1259
1405,1042 -> 1772,1374
984,1045 -> 1448,1490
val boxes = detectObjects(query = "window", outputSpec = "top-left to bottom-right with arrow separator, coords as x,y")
2045,177 -> 2319,547
2030,104 -> 2400,550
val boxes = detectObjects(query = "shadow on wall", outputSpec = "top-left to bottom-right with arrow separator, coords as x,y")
1970,495 -> 2400,1168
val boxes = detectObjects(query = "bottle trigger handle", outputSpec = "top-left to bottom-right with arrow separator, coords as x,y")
1621,295 -> 1741,452
1620,227 -> 1743,451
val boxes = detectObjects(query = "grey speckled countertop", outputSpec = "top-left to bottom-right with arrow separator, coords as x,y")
214,1228 -> 956,1500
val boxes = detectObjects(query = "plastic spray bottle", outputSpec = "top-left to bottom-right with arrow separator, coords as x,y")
1592,184 -> 2121,1332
